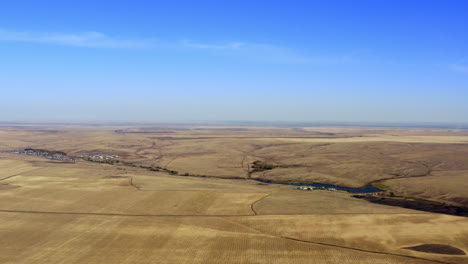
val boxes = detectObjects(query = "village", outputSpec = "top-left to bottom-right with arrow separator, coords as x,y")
296,186 -> 336,191
0,149 -> 120,162
1,148 -> 75,162
79,154 -> 119,160
295,186 -> 382,197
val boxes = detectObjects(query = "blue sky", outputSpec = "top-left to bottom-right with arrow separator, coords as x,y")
1,0 -> 467,123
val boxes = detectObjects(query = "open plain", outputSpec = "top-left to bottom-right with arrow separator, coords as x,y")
0,124 -> 467,263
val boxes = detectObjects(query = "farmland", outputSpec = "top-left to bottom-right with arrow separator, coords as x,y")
1,124 -> 467,206
0,124 -> 467,263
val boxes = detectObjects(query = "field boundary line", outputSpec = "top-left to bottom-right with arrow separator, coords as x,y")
0,167 -> 43,181
0,209 -> 253,217
250,193 -> 272,215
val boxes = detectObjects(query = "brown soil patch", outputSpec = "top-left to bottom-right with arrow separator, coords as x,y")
403,244 -> 466,255
0,184 -> 19,190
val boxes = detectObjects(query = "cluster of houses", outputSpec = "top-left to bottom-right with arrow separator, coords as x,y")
80,154 -> 119,160
296,186 -> 337,191
5,149 -> 75,162
296,186 -> 314,191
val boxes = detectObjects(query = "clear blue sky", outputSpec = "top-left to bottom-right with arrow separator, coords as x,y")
1,0 -> 467,123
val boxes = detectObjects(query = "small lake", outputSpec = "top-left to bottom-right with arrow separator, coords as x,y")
248,179 -> 382,193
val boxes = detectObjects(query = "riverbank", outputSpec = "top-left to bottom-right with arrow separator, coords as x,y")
247,178 -> 382,193
353,195 -> 468,217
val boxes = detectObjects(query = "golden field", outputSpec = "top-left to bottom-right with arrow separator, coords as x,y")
0,124 -> 467,263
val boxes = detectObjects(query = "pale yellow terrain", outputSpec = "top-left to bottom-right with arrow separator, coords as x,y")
252,188 -> 430,215
1,213 -> 453,264
0,155 -> 466,263
0,159 -> 39,179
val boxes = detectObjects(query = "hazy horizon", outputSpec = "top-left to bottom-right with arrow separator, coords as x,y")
2,120 -> 468,130
1,0 -> 467,123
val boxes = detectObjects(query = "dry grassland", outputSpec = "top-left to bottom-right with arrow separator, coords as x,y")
235,214 -> 468,264
0,124 -> 467,263
0,159 -> 39,179
252,188 -> 430,215
2,212 -> 455,264
267,135 -> 468,144
0,155 -> 466,263
0,124 -> 468,207
381,170 -> 468,207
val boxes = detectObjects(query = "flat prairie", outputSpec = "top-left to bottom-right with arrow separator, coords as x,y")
0,124 -> 467,263
1,124 -> 467,206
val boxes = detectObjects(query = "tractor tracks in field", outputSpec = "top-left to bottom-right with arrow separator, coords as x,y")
279,235 -> 450,264
223,219 -> 452,264
0,208 -> 454,263
0,209 -> 254,218
130,175 -> 272,217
